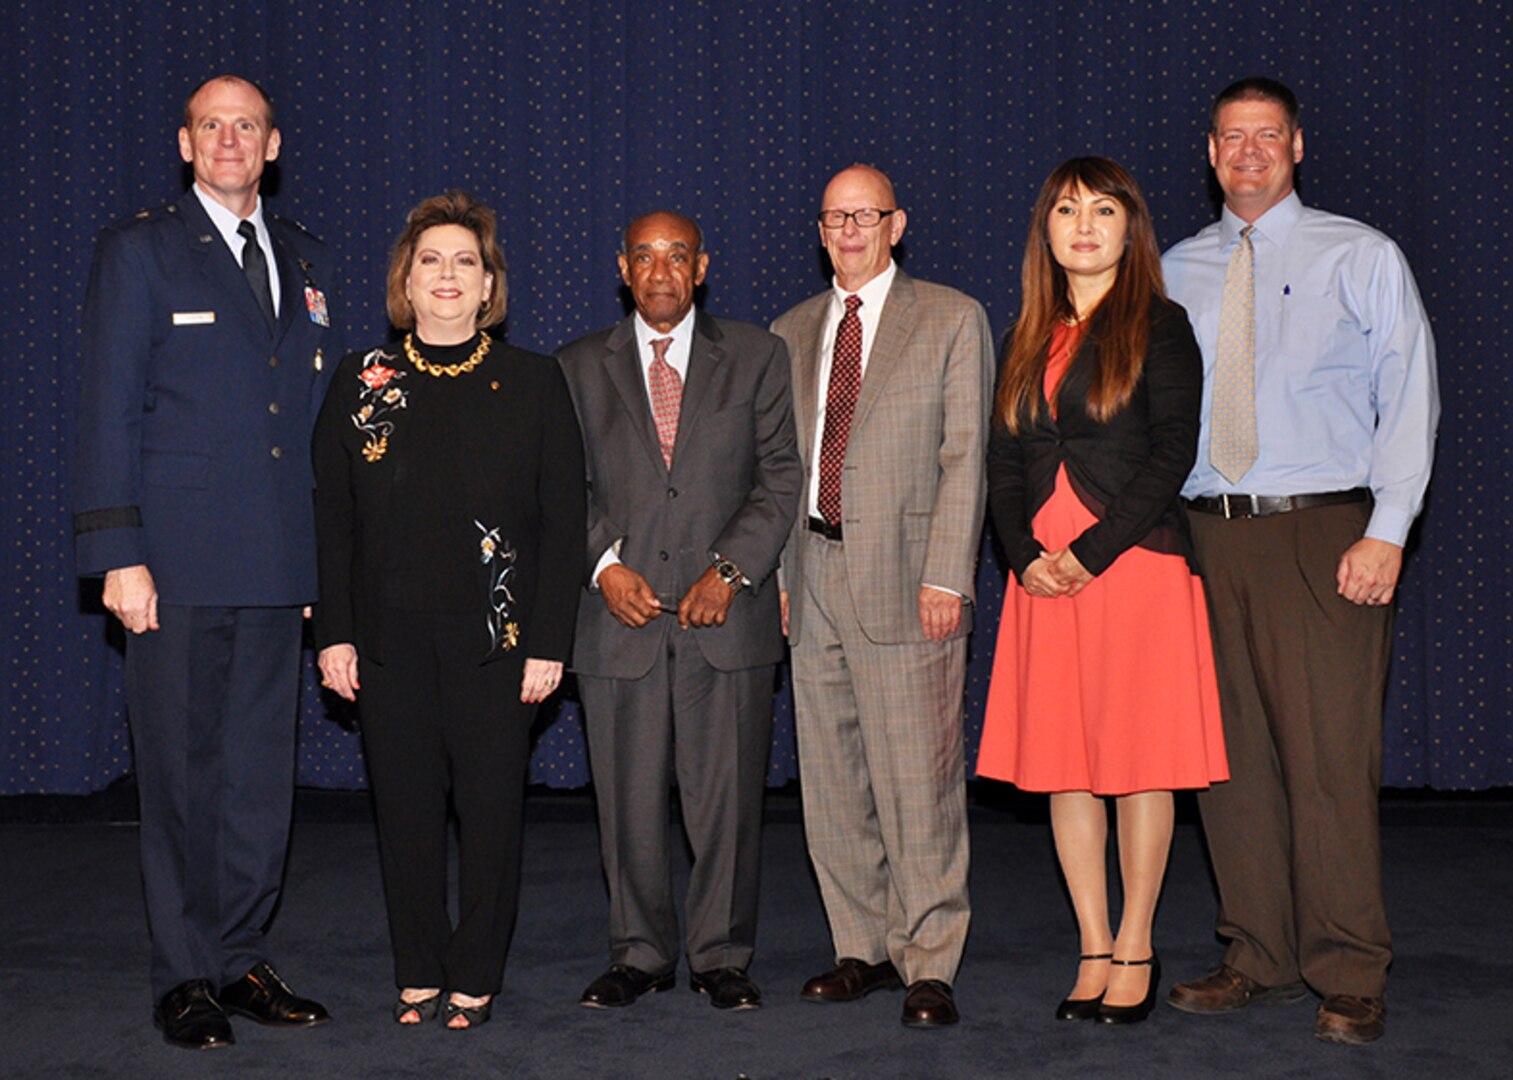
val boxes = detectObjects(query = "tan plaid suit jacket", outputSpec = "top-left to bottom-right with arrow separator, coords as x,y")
773,268 -> 993,985
776,270 -> 993,642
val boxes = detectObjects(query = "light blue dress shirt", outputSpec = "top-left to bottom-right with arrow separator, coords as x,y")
1164,192 -> 1439,546
192,184 -> 281,316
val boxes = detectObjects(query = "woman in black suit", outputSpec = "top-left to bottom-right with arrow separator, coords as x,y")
314,191 -> 585,1030
979,158 -> 1227,1024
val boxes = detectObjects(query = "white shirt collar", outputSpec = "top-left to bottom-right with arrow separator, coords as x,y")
831,259 -> 897,312
193,184 -> 268,251
633,308 -> 696,376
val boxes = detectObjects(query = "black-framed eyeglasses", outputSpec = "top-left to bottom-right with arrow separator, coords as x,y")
817,208 -> 897,229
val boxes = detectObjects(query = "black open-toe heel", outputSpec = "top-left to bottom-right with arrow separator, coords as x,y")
1096,954 -> 1161,1025
392,991 -> 442,1025
1056,953 -> 1112,1021
443,995 -> 493,1030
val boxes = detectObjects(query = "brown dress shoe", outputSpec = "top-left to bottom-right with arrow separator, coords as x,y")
1315,994 -> 1386,1044
1167,964 -> 1308,1013
902,980 -> 958,1027
801,958 -> 903,1002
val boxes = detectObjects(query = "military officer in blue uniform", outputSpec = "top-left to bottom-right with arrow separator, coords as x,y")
73,75 -> 341,1051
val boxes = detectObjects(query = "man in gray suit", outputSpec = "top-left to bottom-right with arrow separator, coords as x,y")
558,211 -> 802,1012
773,165 -> 993,1027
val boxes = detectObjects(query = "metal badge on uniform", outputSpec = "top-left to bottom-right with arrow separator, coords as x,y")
172,311 -> 216,325
304,286 -> 330,326
314,348 -> 324,372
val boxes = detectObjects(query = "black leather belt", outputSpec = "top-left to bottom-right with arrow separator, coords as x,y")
1184,489 -> 1369,520
807,516 -> 844,541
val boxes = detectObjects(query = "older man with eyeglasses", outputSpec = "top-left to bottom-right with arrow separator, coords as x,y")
772,164 -> 994,1028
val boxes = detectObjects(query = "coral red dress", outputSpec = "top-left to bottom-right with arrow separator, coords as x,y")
977,325 -> 1228,795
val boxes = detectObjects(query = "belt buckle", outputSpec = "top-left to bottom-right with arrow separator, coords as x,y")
1220,493 -> 1259,520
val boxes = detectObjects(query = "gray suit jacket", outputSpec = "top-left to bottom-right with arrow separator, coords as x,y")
558,311 -> 802,680
774,269 -> 994,645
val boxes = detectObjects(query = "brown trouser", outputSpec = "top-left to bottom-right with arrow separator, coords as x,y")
1190,501 -> 1393,998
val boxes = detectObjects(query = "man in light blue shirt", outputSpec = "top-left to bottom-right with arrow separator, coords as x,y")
1162,77 -> 1438,1046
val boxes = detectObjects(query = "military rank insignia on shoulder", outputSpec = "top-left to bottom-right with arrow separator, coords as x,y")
283,217 -> 322,243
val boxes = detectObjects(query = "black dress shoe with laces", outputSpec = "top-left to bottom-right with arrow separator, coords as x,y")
218,961 -> 330,1027
154,979 -> 235,1050
579,964 -> 676,1008
690,967 -> 762,1010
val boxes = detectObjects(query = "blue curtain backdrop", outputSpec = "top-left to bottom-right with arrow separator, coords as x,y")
4,1 -> 1508,793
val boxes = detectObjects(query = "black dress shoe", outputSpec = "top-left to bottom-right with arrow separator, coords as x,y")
1056,952 -> 1111,1021
1097,955 -> 1161,1025
579,964 -> 676,1008
902,979 -> 959,1027
154,979 -> 235,1050
218,962 -> 330,1027
801,958 -> 904,1002
690,967 -> 762,1010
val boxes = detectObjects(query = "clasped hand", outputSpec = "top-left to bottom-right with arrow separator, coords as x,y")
599,564 -> 735,630
1021,548 -> 1093,599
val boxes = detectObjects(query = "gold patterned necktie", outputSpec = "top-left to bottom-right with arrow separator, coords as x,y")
648,336 -> 681,469
1209,224 -> 1258,484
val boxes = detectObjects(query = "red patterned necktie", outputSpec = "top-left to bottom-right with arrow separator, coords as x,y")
817,294 -> 863,526
648,336 -> 681,469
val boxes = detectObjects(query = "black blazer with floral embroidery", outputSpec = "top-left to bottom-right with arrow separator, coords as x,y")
312,338 -> 587,665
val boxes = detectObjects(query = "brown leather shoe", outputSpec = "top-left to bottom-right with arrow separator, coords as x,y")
800,958 -> 903,1002
1315,994 -> 1386,1044
901,980 -> 958,1027
1167,964 -> 1308,1013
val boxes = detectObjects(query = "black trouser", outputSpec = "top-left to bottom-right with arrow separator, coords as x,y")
359,610 -> 533,996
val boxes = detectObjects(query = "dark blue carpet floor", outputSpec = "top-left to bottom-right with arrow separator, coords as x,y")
3,801 -> 1509,1078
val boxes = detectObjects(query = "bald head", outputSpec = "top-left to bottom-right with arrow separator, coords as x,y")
823,164 -> 898,209
183,74 -> 274,129
818,164 -> 906,292
622,211 -> 703,257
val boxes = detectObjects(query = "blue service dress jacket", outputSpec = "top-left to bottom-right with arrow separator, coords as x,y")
73,190 -> 341,604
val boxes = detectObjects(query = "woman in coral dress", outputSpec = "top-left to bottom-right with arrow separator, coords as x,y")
979,157 -> 1227,1025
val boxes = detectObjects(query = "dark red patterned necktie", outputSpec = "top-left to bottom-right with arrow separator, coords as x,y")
817,294 -> 863,526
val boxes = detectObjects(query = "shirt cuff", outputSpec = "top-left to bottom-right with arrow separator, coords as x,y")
922,583 -> 962,599
592,542 -> 623,588
1364,503 -> 1414,548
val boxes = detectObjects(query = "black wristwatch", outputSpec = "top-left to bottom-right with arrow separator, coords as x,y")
711,553 -> 744,592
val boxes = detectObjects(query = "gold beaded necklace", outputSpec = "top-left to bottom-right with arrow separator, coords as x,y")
404,331 -> 491,377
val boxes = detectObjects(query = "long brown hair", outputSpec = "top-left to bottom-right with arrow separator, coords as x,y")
995,157 -> 1165,433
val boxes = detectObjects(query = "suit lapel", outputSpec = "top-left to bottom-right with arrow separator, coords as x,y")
851,270 -> 917,434
792,296 -> 830,464
177,192 -> 273,340
670,312 -> 722,472
602,317 -> 667,473
269,224 -> 306,348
